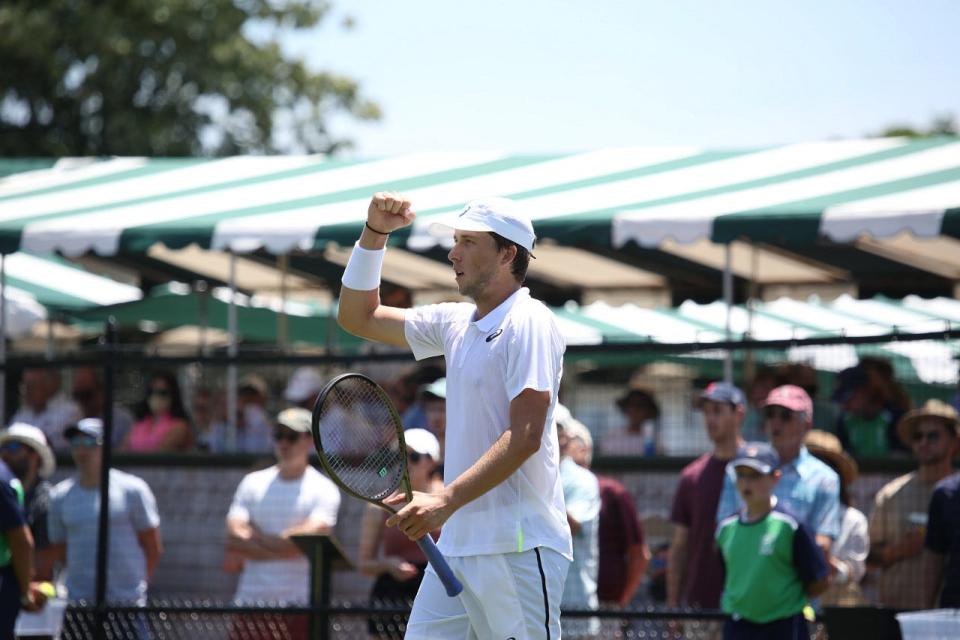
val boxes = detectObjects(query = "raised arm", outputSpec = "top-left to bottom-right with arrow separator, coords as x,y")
337,193 -> 417,347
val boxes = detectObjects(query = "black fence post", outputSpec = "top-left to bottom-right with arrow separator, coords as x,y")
94,319 -> 117,640
291,533 -> 352,640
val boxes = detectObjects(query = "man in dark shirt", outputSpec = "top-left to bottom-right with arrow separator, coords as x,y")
924,471 -> 960,607
667,382 -> 745,609
597,475 -> 649,606
0,424 -> 55,575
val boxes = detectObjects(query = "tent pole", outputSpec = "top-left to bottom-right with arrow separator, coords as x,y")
226,252 -> 238,451
723,242 -> 733,383
0,255 -> 6,421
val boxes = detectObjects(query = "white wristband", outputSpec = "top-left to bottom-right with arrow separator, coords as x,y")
341,242 -> 385,291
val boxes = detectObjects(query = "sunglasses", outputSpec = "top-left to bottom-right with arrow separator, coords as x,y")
912,430 -> 943,444
763,406 -> 796,421
0,441 -> 26,454
407,450 -> 423,464
272,430 -> 302,443
149,389 -> 171,397
69,435 -> 101,449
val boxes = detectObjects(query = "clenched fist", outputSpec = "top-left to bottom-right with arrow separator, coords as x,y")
367,192 -> 416,234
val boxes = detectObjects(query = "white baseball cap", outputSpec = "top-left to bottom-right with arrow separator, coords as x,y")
0,423 -> 55,478
404,428 -> 441,462
433,197 -> 537,255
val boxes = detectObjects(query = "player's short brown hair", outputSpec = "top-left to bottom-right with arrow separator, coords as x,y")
489,232 -> 530,283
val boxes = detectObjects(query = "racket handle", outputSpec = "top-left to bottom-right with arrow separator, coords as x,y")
415,535 -> 463,597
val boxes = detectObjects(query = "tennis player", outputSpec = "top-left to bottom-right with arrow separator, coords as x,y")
338,193 -> 572,639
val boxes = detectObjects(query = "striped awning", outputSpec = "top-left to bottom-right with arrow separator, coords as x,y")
0,137 -> 958,257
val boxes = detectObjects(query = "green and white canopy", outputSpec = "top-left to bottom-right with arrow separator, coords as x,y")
0,138 -> 958,256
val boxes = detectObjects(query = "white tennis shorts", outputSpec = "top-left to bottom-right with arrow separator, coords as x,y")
405,547 -> 570,640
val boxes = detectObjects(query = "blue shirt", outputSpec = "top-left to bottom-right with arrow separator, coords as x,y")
559,456 -> 600,611
717,446 -> 840,540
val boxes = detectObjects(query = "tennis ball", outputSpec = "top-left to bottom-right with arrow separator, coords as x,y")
38,582 -> 56,598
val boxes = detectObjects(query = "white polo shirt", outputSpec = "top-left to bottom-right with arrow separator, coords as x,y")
405,287 -> 572,560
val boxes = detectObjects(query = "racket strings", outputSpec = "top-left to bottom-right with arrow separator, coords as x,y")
316,378 -> 405,501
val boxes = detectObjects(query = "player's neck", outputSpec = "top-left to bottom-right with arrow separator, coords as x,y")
919,459 -> 954,484
713,435 -> 744,461
744,497 -> 775,521
472,280 -> 520,320
277,458 -> 308,480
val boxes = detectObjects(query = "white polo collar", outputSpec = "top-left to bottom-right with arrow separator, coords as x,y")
472,287 -> 528,333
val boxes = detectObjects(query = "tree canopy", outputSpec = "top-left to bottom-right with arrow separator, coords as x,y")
0,1 -> 380,156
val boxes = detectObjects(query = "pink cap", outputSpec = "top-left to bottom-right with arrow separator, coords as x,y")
762,384 -> 813,417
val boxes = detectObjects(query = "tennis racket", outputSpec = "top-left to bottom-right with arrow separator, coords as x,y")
311,372 -> 463,597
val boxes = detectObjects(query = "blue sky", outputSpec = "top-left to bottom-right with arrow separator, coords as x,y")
280,1 -> 960,155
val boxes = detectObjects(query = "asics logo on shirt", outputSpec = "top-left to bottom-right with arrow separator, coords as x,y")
486,328 -> 503,342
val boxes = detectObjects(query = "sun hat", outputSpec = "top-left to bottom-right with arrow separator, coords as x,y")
895,399 -> 960,448
0,423 -> 55,478
805,429 -> 858,487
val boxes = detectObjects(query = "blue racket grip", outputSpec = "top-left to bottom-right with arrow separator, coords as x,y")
415,535 -> 463,596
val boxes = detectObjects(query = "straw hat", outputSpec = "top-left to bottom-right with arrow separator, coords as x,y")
805,429 -> 858,488
896,399 -> 960,448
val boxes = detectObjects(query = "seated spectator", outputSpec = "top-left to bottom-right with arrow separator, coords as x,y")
226,408 -> 341,638
71,366 -> 135,447
44,419 -> 162,606
600,384 -> 661,457
358,429 -> 442,639
0,424 -> 55,575
421,378 -> 446,460
284,367 -> 325,410
869,399 -> 959,609
834,359 -> 911,456
206,375 -> 273,453
121,372 -> 192,453
805,430 -> 868,606
717,443 -> 829,640
12,368 -> 81,451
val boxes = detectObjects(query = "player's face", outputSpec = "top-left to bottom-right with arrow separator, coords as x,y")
448,231 -> 501,299
273,427 -> 310,461
701,400 -> 741,443
911,418 -> 958,466
734,466 -> 778,507
762,405 -> 808,460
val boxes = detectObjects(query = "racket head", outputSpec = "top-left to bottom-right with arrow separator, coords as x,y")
311,373 -> 413,510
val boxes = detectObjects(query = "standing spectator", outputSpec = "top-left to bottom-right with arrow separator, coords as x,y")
206,375 -> 273,453
668,382 -> 746,610
44,419 -> 163,604
12,368 -> 80,451
924,464 -> 960,607
71,366 -> 135,447
358,429 -> 442,639
283,367 -> 325,410
122,372 -> 192,453
834,360 -> 911,456
0,424 -> 55,576
717,385 -> 840,558
805,430 -> 868,606
869,399 -> 960,609
1,457 -> 45,639
225,408 -> 341,637
421,378 -> 447,459
556,408 -> 601,639
600,384 -> 661,457
717,443 -> 829,640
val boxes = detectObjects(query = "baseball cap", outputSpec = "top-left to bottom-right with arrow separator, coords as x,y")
698,381 -> 745,407
0,423 -> 55,478
63,418 -> 104,444
276,408 -> 312,433
732,442 -> 780,475
284,367 -> 324,403
404,428 -> 441,461
421,378 -> 446,400
432,197 -> 537,255
763,384 -> 813,417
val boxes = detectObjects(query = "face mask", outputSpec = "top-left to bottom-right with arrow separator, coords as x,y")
148,395 -> 171,415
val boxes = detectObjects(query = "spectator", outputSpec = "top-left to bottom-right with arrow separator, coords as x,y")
1,457 -> 45,638
225,408 -> 341,637
668,382 -> 746,610
805,430 -> 868,606
12,368 -> 80,451
44,418 -> 163,604
191,386 -> 219,452
556,407 -> 601,639
206,375 -> 273,453
122,372 -> 192,453
600,384 -> 661,457
358,429 -> 442,639
421,378 -> 447,459
71,366 -> 135,447
283,367 -> 325,410
924,461 -> 960,608
0,424 -> 55,576
834,360 -> 911,456
717,443 -> 829,640
869,399 -> 959,609
717,385 -> 840,559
